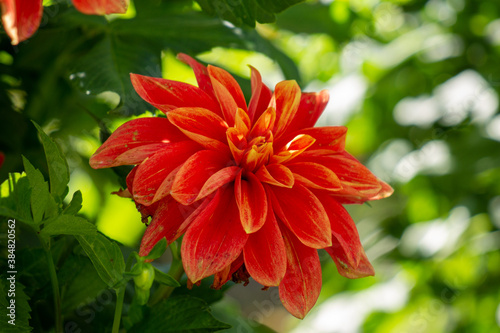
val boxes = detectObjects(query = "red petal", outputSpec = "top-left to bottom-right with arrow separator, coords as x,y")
130,74 -> 221,115
171,150 -> 232,205
138,196 -> 200,256
234,108 -> 251,137
286,90 -> 330,133
213,254 -> 245,289
248,66 -> 272,122
235,171 -> 267,233
167,107 -> 229,151
132,141 -> 201,205
90,117 -> 186,169
243,207 -> 286,286
276,126 -> 347,156
176,53 -> 218,102
255,164 -> 294,188
181,187 -> 248,283
270,80 -> 301,139
249,107 -> 276,139
315,192 -> 374,278
286,162 -> 341,191
279,227 -> 322,319
309,152 -> 383,202
269,184 -> 332,249
73,0 -> 128,15
208,65 -> 248,126
1,0 -> 43,45
196,166 -> 240,201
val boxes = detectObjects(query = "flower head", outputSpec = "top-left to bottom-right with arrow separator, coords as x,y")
90,54 -> 393,318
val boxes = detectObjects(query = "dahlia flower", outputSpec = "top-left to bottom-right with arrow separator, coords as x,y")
90,53 -> 393,318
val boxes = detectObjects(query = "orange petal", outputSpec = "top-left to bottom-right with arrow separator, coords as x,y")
270,134 -> 316,164
130,74 -> 221,115
255,164 -> 294,188
181,187 -> 248,283
235,171 -> 267,233
132,141 -> 200,205
270,80 -> 301,139
208,65 -> 248,126
90,117 -> 186,169
287,162 -> 341,191
226,128 -> 246,164
243,207 -> 286,286
248,66 -> 272,122
279,227 -> 322,319
72,0 -> 129,15
269,184 -> 332,249
171,150 -> 232,205
249,107 -> 276,139
167,107 -> 229,151
1,0 -> 43,45
286,90 -> 330,133
234,108 -> 251,137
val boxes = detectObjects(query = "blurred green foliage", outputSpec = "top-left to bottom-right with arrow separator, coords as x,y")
1,0 -> 499,332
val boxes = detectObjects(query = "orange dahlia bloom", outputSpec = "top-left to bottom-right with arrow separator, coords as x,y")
90,54 -> 393,318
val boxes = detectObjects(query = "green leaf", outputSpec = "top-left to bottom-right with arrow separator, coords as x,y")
130,296 -> 231,332
21,156 -> 59,223
40,215 -> 97,238
0,280 -> 32,333
63,190 -> 83,215
58,254 -> 108,315
153,267 -> 181,287
76,233 -> 126,287
143,238 -> 167,260
32,121 -> 69,202
0,173 -> 35,228
195,0 -> 305,27
21,156 -> 49,224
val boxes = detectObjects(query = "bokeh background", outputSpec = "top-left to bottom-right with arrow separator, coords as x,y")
1,0 -> 500,332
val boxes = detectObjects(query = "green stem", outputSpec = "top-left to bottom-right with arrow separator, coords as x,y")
149,260 -> 184,306
111,254 -> 135,333
111,287 -> 125,333
44,244 -> 63,333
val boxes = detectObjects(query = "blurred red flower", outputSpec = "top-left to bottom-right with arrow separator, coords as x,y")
0,0 -> 43,45
72,0 -> 128,15
90,54 -> 393,318
0,0 -> 128,45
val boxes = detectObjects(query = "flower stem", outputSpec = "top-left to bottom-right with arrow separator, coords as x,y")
111,254 -> 135,333
111,286 -> 125,333
44,244 -> 63,332
149,260 -> 184,306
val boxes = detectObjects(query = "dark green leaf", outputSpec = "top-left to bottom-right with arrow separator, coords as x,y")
154,267 -> 181,287
58,255 -> 109,315
0,280 -> 32,333
32,122 -> 69,203
130,296 -> 231,332
40,215 -> 97,238
195,0 -> 305,27
0,173 -> 35,228
63,190 -> 83,215
143,238 -> 167,260
76,233 -> 126,287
